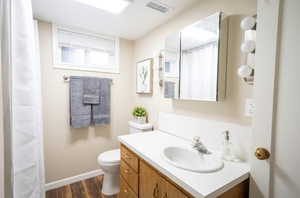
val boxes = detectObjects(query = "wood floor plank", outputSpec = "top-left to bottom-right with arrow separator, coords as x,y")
94,176 -> 118,198
56,185 -> 72,198
95,175 -> 104,189
84,177 -> 102,198
70,181 -> 88,198
46,189 -> 58,198
46,175 -> 117,198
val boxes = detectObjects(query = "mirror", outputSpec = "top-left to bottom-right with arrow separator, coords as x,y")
163,32 -> 180,99
180,13 -> 220,101
164,12 -> 227,101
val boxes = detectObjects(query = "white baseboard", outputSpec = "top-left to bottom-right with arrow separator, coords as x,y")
45,169 -> 104,191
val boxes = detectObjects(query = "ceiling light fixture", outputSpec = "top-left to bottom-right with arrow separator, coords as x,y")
75,0 -> 133,14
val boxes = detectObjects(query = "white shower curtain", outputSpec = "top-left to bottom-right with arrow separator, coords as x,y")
1,0 -> 45,198
180,42 -> 218,100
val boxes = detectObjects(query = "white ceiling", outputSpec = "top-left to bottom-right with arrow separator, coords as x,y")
32,0 -> 198,40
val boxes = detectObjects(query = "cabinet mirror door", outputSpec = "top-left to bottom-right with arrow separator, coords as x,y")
180,13 -> 221,101
163,32 -> 180,99
164,12 -> 227,101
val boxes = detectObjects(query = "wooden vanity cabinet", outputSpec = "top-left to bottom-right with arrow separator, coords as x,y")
120,145 -> 139,198
119,144 -> 249,198
120,160 -> 139,194
139,161 -> 188,198
139,160 -> 166,198
121,144 -> 139,172
120,177 -> 138,198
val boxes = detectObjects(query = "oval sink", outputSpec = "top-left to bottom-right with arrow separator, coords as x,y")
162,146 -> 224,173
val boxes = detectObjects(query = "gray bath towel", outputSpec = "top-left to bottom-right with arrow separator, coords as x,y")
92,78 -> 112,126
83,77 -> 100,104
164,81 -> 175,99
70,76 -> 91,128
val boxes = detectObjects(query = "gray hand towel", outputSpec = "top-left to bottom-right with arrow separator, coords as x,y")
83,77 -> 100,104
164,81 -> 175,99
92,78 -> 112,126
70,76 -> 91,128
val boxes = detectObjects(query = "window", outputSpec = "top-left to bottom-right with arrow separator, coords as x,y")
53,25 -> 119,73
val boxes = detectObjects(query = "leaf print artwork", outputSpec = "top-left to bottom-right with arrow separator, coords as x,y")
136,59 -> 152,93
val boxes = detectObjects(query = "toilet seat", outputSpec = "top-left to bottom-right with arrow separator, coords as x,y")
98,149 -> 120,166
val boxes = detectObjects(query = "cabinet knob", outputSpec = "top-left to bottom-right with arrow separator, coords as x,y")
255,147 -> 270,160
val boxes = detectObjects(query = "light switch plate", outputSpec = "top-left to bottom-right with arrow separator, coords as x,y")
245,98 -> 255,117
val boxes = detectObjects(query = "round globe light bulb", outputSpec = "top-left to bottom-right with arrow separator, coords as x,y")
238,65 -> 253,78
240,16 -> 256,30
241,40 -> 256,53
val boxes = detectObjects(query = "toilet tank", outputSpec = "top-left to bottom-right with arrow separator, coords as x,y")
128,121 -> 153,134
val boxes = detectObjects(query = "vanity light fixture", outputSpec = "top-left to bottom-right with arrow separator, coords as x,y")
238,65 -> 253,78
241,40 -> 256,53
158,51 -> 164,87
75,0 -> 133,14
240,16 -> 256,30
239,15 -> 257,85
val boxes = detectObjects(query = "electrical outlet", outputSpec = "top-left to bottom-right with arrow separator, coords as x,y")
245,98 -> 255,117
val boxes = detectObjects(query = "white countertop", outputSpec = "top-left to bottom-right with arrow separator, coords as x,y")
118,131 -> 250,198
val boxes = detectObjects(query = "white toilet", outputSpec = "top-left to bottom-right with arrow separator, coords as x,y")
97,121 -> 153,196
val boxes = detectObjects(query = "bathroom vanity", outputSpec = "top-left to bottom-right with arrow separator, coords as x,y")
118,130 -> 250,198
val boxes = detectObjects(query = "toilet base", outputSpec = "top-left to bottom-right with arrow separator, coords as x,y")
101,172 -> 120,196
101,193 -> 118,198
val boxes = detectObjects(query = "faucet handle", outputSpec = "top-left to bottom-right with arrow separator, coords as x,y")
192,136 -> 201,147
193,136 -> 201,143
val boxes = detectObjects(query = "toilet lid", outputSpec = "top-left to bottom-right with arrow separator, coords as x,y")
98,149 -> 120,165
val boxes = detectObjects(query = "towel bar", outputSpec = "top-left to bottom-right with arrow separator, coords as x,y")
62,74 -> 114,84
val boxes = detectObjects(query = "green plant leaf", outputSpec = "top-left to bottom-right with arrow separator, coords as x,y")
132,106 -> 148,117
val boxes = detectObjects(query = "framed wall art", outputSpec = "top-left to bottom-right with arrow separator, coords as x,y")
136,58 -> 153,94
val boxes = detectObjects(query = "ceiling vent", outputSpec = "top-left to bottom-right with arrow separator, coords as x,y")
146,1 -> 170,13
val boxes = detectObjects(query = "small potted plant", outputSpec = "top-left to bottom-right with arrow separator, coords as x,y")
132,106 -> 147,124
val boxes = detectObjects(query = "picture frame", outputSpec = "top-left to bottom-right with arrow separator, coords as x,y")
136,58 -> 153,94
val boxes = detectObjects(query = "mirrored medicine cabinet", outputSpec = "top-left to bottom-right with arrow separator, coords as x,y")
163,12 -> 228,101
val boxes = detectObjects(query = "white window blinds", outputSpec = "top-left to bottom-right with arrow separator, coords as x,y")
53,25 -> 119,73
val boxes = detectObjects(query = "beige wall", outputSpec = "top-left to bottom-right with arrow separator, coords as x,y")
133,0 -> 257,127
38,21 -> 135,183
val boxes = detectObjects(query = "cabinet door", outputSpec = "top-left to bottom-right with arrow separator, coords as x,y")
119,177 -> 138,198
120,160 -> 139,194
162,180 -> 188,198
139,161 -> 166,198
121,145 -> 139,172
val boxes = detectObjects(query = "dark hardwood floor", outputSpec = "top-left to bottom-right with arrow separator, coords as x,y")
46,176 -> 118,198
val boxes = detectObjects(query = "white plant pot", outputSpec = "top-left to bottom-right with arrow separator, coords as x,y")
134,116 -> 146,124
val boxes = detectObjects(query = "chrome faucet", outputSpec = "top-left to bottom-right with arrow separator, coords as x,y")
191,136 -> 211,154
